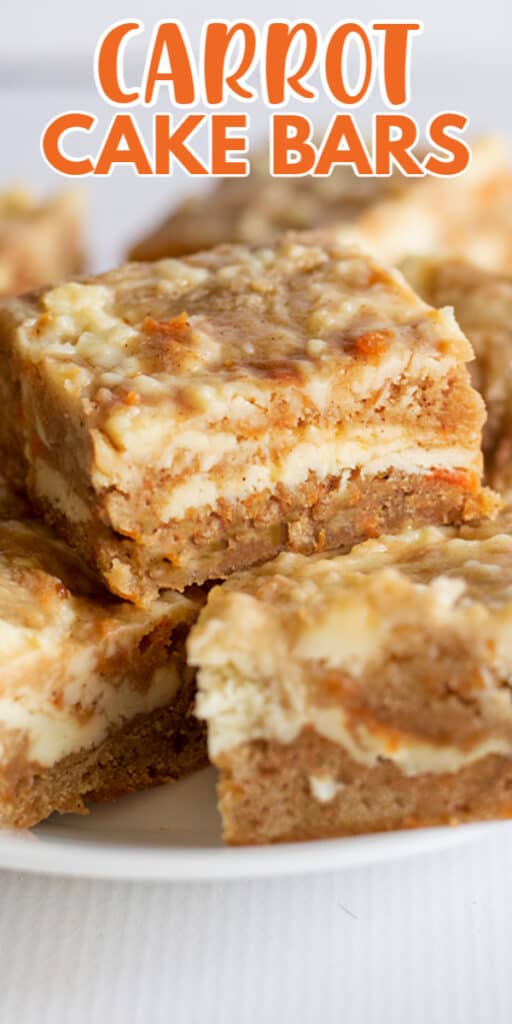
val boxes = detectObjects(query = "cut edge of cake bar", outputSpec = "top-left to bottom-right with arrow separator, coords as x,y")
189,517 -> 512,844
0,477 -> 206,829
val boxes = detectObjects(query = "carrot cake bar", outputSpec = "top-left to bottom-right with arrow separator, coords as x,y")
0,236 -> 497,604
403,257 -> 512,496
0,188 -> 84,297
0,485 -> 206,829
128,138 -> 512,272
190,522 -> 512,844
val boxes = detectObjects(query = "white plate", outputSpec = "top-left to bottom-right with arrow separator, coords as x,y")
0,767 -> 500,881
1,79 -> 510,885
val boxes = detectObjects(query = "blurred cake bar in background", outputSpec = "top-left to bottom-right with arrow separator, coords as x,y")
190,523 -> 512,844
128,138 -> 512,272
0,477 -> 206,828
128,149 -> 414,260
403,257 -> 512,496
0,236 -> 498,604
0,188 -> 84,297
342,153 -> 512,274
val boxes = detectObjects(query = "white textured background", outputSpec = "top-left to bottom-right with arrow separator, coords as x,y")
2,828 -> 512,1023
1,3 -> 512,1021
1,0 -> 512,62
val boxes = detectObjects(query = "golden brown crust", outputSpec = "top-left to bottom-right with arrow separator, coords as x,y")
0,678 -> 207,829
217,728 -> 512,844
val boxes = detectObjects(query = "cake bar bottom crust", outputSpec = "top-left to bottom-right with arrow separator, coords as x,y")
217,729 -> 512,845
44,468 -> 498,601
0,681 -> 207,829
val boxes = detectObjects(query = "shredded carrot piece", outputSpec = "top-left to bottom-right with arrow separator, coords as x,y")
429,468 -> 479,494
143,312 -> 189,335
122,390 -> 141,406
354,330 -> 390,356
383,733 -> 402,754
436,339 -> 452,355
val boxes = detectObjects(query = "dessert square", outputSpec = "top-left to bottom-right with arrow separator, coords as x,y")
0,188 -> 84,297
0,480 -> 206,829
0,236 -> 497,603
128,138 -> 511,273
190,521 -> 512,844
403,257 -> 512,497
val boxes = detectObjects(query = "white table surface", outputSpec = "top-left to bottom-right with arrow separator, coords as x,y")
1,824 -> 512,1023
2,40 -> 512,1024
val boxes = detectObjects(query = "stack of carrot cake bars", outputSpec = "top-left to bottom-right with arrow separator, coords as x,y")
2,148 -> 512,843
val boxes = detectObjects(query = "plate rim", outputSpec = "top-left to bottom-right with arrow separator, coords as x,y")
0,820 -> 498,882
